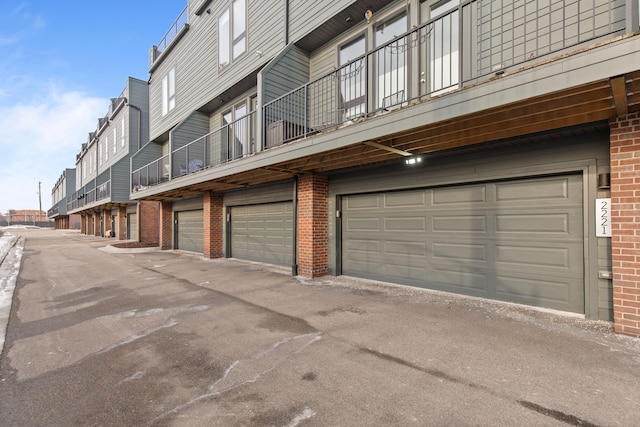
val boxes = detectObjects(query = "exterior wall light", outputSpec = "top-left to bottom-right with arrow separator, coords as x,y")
405,156 -> 422,165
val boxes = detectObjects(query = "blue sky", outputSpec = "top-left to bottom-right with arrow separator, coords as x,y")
0,1 -> 184,215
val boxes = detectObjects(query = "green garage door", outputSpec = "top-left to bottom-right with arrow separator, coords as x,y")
230,202 -> 293,266
176,210 -> 204,253
127,213 -> 137,240
342,175 -> 584,313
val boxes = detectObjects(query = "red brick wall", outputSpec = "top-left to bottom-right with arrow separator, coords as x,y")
160,201 -> 173,250
93,212 -> 101,236
610,111 -> 640,338
203,192 -> 224,258
297,174 -> 328,277
139,201 -> 160,245
117,207 -> 127,240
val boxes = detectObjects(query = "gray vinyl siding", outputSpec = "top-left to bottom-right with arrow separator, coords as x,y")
150,0 -> 287,141
288,0 -> 356,43
127,77 -> 150,152
328,129 -> 612,320
170,112 -> 210,151
131,142 -> 164,172
261,45 -> 310,104
111,159 -> 131,202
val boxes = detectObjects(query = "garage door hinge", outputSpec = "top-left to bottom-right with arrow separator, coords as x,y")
336,210 -> 341,218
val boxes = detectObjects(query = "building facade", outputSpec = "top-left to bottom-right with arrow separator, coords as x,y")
66,77 -> 160,243
48,168 -> 81,229
129,0 -> 640,336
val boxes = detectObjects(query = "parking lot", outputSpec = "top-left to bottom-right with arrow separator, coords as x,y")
1,228 -> 639,426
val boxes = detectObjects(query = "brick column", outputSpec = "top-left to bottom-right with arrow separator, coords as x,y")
297,174 -> 328,277
80,215 -> 86,234
93,212 -> 101,236
139,201 -> 160,245
117,207 -> 127,240
610,111 -> 640,338
159,201 -> 173,250
203,191 -> 224,258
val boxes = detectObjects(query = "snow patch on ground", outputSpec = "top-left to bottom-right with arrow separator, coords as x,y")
0,231 -> 24,354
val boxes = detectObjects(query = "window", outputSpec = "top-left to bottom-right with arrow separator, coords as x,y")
221,101 -> 250,162
375,13 -> 408,110
339,36 -> 366,120
425,0 -> 459,94
218,0 -> 246,71
162,67 -> 176,116
121,118 -> 125,147
113,128 -> 117,153
105,136 -> 109,161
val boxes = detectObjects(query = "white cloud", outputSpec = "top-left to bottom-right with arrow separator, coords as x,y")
0,86 -> 107,213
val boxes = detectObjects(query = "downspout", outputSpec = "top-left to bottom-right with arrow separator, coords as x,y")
125,99 -> 143,151
285,0 -> 289,45
292,175 -> 298,276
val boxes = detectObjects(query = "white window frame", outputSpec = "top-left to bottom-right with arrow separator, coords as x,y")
218,0 -> 246,71
113,128 -> 117,153
121,118 -> 126,147
162,67 -> 176,116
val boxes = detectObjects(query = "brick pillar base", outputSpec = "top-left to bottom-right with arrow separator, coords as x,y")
117,207 -> 127,240
93,212 -> 101,236
610,111 -> 640,338
297,174 -> 328,277
139,201 -> 160,245
160,201 -> 173,250
203,192 -> 224,258
80,215 -> 86,234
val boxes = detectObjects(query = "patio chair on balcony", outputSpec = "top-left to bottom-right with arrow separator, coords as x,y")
179,159 -> 204,175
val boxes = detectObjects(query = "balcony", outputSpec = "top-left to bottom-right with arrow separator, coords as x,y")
150,5 -> 189,66
96,180 -> 111,201
133,112 -> 256,191
133,0 -> 627,194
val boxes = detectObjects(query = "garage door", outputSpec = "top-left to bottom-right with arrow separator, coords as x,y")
176,210 -> 203,253
341,175 -> 584,313
230,202 -> 293,266
127,213 -> 137,240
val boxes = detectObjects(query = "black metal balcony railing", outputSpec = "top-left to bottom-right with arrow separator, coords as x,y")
133,0 -> 623,192
132,112 -> 256,191
96,181 -> 111,201
156,5 -> 188,56
132,154 -> 170,191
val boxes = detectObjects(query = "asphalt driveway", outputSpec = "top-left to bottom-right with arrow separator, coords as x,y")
1,228 -> 639,426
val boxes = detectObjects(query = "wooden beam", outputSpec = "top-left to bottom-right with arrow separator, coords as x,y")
363,141 -> 413,156
611,75 -> 629,116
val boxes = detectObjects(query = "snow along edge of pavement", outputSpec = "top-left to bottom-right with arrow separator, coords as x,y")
0,233 -> 24,355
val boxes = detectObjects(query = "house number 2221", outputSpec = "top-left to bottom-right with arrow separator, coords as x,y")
596,198 -> 611,237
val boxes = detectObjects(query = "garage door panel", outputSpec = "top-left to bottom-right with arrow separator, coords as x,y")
432,185 -> 487,204
432,216 -> 487,232
230,202 -> 293,267
385,217 -> 426,231
495,177 -> 570,201
433,243 -> 487,262
385,241 -> 427,257
495,275 -> 575,305
432,269 -> 489,292
496,245 -> 572,269
384,190 -> 427,207
176,210 -> 203,254
342,174 -> 584,313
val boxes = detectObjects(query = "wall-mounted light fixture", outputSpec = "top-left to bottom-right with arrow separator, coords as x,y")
365,9 -> 373,23
405,155 -> 423,166
598,173 -> 611,189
